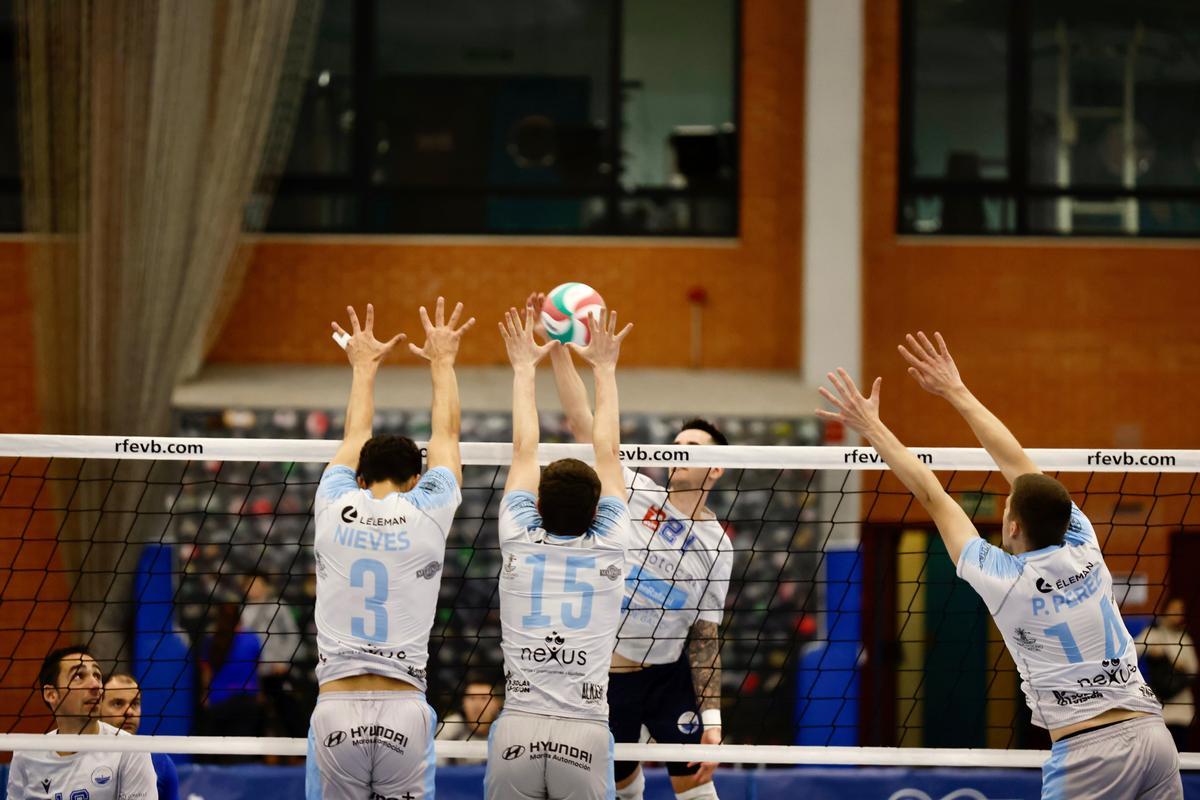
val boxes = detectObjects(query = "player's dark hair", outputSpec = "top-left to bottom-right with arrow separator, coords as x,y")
1010,473 -> 1073,550
678,418 -> 728,446
538,458 -> 601,536
39,645 -> 94,691
357,434 -> 422,486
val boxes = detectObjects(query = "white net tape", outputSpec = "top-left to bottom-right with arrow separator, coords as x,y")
0,434 -> 1196,471
0,735 -> 1198,769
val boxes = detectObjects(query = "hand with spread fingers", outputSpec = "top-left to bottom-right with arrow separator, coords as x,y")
409,296 -> 476,363
500,306 -> 557,370
523,291 -> 549,343
815,368 -> 884,440
898,331 -> 965,398
566,309 -> 632,370
331,303 -> 406,370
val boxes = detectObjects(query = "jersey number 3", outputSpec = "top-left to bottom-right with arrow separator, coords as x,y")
351,558 -> 389,642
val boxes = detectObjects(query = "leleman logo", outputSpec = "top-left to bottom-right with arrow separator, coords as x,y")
341,506 -> 358,524
1035,578 -> 1053,594
503,745 -> 526,760
416,561 -> 442,580
325,731 -> 347,747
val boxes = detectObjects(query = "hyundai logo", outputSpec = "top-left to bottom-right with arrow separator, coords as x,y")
502,745 -> 525,760
325,730 -> 347,747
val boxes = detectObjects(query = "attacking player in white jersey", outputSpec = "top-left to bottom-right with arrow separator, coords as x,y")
487,307 -> 633,800
528,289 -> 732,800
306,299 -> 473,800
7,645 -> 157,800
817,332 -> 1181,800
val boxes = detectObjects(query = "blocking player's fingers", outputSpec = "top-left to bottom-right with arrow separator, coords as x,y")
447,301 -> 463,328
407,341 -> 425,358
434,296 -> 446,326
347,305 -> 361,334
836,367 -> 862,398
418,305 -> 432,331
331,321 -> 348,337
614,322 -> 633,342
898,343 -> 923,368
458,316 -> 476,335
905,333 -> 931,362
814,408 -> 843,421
817,385 -> 848,413
933,330 -> 949,356
916,331 -> 938,359
384,333 -> 406,349
364,303 -> 375,332
606,309 -> 617,334
825,370 -> 850,401
869,376 -> 882,401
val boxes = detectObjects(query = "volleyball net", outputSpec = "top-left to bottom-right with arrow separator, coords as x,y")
1,433 -> 1199,771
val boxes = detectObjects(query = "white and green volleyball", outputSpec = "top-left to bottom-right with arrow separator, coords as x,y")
541,282 -> 605,345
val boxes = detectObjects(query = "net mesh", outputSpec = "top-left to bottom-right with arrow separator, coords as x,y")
1,422 -> 1198,764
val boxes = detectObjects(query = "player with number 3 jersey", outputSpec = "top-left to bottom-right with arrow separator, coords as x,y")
487,306 -> 634,800
307,299 -> 474,800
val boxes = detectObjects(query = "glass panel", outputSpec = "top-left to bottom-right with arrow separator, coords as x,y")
1029,0 -> 1200,191
617,194 -> 736,236
900,193 -> 1016,234
281,0 -> 355,176
910,0 -> 1009,180
266,194 -> 359,232
0,0 -> 19,182
621,0 -> 737,192
1026,196 -> 1200,236
362,193 -> 609,235
371,0 -> 613,193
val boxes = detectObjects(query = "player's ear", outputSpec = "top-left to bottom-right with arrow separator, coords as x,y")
356,476 -> 366,489
42,684 -> 58,711
707,466 -> 725,486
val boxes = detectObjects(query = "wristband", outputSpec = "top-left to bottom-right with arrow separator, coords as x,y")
701,709 -> 722,728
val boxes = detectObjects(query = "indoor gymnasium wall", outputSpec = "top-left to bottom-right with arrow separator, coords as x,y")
0,241 -> 36,433
861,0 -> 1200,612
205,0 -> 805,372
863,0 -> 1200,453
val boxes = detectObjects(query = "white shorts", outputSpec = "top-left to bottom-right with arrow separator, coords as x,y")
1042,716 -> 1181,800
307,691 -> 436,800
485,709 -> 615,800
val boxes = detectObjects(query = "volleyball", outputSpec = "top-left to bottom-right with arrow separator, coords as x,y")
540,282 -> 605,345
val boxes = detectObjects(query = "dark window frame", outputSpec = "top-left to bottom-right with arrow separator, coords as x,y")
898,0 -> 1200,238
270,0 -> 743,237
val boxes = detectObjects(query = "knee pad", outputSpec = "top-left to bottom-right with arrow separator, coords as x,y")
675,782 -> 720,800
615,767 -> 645,800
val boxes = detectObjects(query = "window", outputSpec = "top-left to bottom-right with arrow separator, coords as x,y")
0,0 -> 20,232
900,0 -> 1200,237
268,0 -> 739,236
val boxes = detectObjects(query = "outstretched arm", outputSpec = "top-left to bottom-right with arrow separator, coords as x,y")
567,310 -> 632,498
527,292 -> 595,443
409,297 -> 475,485
899,331 -> 1039,485
500,308 -> 556,494
817,369 -> 979,564
687,619 -> 723,781
329,304 -> 406,470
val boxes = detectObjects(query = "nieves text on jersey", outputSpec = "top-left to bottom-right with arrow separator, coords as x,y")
334,524 -> 411,552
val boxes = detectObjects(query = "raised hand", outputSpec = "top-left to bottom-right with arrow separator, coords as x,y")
898,331 -> 965,397
331,304 -> 405,369
499,306 -> 556,369
815,368 -> 883,438
567,309 -> 632,369
523,291 -> 549,343
408,297 -> 476,363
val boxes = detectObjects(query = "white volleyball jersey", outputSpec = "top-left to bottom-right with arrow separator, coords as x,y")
615,468 -> 733,664
956,503 -> 1162,730
5,722 -> 157,800
498,491 -> 629,721
313,464 -> 461,690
